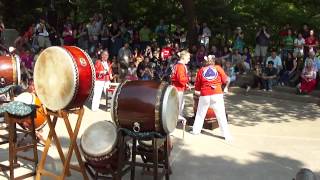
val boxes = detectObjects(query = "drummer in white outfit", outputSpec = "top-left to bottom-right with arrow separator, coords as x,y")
91,50 -> 113,111
191,55 -> 232,141
171,50 -> 190,124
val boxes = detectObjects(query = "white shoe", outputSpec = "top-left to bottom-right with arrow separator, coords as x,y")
188,129 -> 200,135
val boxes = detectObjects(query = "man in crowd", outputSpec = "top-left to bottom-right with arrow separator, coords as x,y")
262,61 -> 278,92
36,18 -> 51,49
254,25 -> 270,65
118,42 -> 132,80
266,49 -> 283,73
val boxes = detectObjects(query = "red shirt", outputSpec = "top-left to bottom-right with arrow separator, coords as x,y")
195,65 -> 228,96
161,47 -> 173,60
171,62 -> 189,92
95,60 -> 112,81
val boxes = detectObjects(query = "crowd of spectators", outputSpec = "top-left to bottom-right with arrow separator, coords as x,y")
1,14 -> 320,95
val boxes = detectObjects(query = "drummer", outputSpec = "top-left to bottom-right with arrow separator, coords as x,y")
91,50 -> 113,111
191,55 -> 232,141
171,50 -> 190,124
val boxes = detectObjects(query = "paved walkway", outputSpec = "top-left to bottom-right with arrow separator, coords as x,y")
1,91 -> 319,180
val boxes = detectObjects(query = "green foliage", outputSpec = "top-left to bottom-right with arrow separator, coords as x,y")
1,0 -> 320,48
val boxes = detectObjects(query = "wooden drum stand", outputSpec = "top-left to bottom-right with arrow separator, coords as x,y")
35,106 -> 88,180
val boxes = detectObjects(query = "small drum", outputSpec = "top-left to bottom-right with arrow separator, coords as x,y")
0,55 -> 21,87
34,46 -> 95,111
138,137 -> 173,163
80,121 -> 129,174
111,80 -> 179,135
15,92 -> 46,130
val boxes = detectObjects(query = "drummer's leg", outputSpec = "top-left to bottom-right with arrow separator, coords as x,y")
210,94 -> 232,141
177,91 -> 185,121
192,95 -> 210,134
91,81 -> 104,111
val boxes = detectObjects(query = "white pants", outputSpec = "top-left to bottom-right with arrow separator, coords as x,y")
177,91 -> 186,122
192,94 -> 232,140
91,80 -> 110,111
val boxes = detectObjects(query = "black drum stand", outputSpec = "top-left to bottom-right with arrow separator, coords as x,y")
116,128 -> 171,180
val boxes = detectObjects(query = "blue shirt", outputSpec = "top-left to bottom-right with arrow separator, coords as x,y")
266,56 -> 282,69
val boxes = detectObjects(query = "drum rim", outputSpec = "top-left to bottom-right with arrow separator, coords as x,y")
111,80 -> 127,126
81,145 -> 118,162
154,82 -> 168,133
75,46 -> 96,105
80,121 -> 118,157
161,85 -> 178,134
63,46 -> 80,109
34,46 -> 77,111
12,56 -> 21,85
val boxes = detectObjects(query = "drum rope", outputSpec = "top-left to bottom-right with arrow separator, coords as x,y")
118,128 -> 165,140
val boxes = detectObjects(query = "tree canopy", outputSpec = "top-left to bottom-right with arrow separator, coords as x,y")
1,0 -> 320,47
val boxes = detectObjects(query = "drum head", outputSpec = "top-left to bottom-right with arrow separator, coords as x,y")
15,56 -> 21,85
15,92 -> 34,105
34,46 -> 76,111
81,121 -> 117,158
161,85 -> 179,134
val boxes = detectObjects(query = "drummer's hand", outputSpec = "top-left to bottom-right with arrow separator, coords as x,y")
223,87 -> 229,94
194,91 -> 200,96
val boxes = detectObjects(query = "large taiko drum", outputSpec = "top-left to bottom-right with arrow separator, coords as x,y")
111,80 -> 179,135
80,121 -> 130,174
0,55 -> 21,87
34,46 -> 95,111
15,92 -> 46,130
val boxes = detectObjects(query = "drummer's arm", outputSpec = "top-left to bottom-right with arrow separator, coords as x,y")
218,66 -> 230,91
194,70 -> 202,92
95,61 -> 104,76
176,65 -> 188,87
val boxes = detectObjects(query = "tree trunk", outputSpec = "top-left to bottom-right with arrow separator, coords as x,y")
182,0 -> 197,48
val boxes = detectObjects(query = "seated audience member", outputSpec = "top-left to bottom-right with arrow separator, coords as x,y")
137,57 -> 153,80
297,58 -> 318,94
231,48 -> 242,66
224,61 -> 236,84
266,49 -> 283,73
242,47 -> 252,68
250,62 -> 264,90
126,62 -> 138,80
279,52 -> 297,86
262,61 -> 278,91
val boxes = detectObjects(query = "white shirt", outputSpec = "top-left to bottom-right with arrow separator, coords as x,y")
294,38 -> 305,55
36,23 -> 49,37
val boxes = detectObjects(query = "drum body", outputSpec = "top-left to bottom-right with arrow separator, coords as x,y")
34,46 -> 95,111
111,80 -> 179,135
15,92 -> 46,130
80,121 -> 129,174
0,55 -> 20,87
193,94 -> 216,120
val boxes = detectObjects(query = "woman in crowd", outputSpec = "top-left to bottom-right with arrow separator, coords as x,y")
297,58 -> 318,94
